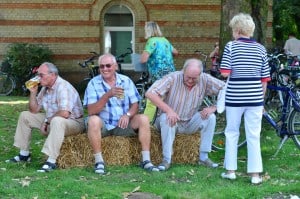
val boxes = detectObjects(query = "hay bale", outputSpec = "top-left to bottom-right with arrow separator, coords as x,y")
57,127 -> 200,169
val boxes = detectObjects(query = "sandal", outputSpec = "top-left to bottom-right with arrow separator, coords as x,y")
37,161 -> 56,172
94,162 -> 105,175
6,154 -> 31,163
157,160 -> 171,171
140,160 -> 159,172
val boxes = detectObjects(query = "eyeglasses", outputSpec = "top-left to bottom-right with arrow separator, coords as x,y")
99,63 -> 114,69
37,72 -> 52,78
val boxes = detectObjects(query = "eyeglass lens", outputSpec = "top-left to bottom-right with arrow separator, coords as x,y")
99,64 -> 113,69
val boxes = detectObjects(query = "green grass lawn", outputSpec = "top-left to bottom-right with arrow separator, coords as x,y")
0,96 -> 300,199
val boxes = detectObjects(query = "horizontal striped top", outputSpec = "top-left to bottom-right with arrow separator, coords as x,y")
148,71 -> 225,121
220,38 -> 271,107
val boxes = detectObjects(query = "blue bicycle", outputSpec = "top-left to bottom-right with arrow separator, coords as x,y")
263,66 -> 300,156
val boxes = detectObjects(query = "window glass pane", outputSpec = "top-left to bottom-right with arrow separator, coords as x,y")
110,31 -> 132,64
105,14 -> 133,26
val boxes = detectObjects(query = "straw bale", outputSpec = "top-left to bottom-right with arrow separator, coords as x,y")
57,128 -> 200,169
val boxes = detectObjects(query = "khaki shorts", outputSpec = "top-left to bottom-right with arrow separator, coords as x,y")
85,116 -> 137,137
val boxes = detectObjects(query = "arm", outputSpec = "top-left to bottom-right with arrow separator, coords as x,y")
141,51 -> 150,64
87,91 -> 111,115
145,90 -> 179,126
209,46 -> 219,58
172,48 -> 179,56
28,86 -> 41,113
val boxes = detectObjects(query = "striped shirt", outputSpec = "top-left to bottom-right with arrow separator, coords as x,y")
37,76 -> 83,119
83,73 -> 141,130
220,38 -> 271,107
148,71 -> 225,121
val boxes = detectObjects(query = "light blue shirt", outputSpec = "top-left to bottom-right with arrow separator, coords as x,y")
83,73 -> 141,130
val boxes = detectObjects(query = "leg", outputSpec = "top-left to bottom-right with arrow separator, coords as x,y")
244,106 -> 263,184
154,113 -> 177,165
222,107 -> 243,179
41,116 -> 85,160
14,111 -> 45,150
130,114 -> 159,172
86,115 -> 106,174
178,112 -> 218,167
7,111 -> 45,163
130,114 -> 151,151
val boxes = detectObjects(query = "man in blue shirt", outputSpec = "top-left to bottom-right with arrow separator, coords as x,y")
83,53 -> 158,174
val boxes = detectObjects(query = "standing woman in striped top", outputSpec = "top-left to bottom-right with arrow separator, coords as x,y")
219,13 -> 271,184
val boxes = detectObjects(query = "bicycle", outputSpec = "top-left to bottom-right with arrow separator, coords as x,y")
0,71 -> 16,96
0,62 -> 39,96
76,51 -> 100,96
115,48 -> 133,74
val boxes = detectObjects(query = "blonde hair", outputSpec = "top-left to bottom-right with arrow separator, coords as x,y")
229,13 -> 255,37
144,21 -> 163,39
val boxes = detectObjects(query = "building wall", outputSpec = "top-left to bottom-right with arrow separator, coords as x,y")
0,0 -> 273,84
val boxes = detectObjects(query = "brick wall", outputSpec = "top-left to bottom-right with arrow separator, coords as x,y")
0,0 -> 273,85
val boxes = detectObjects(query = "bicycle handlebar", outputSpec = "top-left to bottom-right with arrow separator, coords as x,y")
78,52 -> 100,68
116,48 -> 133,62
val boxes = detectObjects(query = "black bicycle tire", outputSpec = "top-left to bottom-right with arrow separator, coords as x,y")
288,109 -> 300,149
0,73 -> 15,96
212,130 -> 247,151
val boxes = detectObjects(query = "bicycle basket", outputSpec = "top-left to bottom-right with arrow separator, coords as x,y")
131,53 -> 147,72
0,60 -> 11,73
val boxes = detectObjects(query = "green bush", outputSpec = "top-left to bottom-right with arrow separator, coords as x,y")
1,43 -> 53,94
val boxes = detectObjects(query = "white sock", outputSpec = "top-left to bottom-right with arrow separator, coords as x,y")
142,151 -> 150,162
46,157 -> 56,164
94,152 -> 104,163
200,152 -> 208,161
20,150 -> 30,156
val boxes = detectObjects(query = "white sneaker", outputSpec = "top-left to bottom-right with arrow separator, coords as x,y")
251,176 -> 262,184
221,172 -> 236,180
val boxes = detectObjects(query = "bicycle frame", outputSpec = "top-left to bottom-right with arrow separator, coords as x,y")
264,83 -> 300,156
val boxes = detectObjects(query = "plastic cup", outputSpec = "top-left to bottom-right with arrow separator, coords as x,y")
25,76 -> 40,89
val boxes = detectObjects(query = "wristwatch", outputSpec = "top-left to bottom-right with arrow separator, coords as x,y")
126,112 -> 131,117
44,118 -> 50,125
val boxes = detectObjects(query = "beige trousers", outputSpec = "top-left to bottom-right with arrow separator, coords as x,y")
13,111 -> 85,160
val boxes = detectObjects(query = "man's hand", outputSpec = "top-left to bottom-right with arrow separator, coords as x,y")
200,106 -> 216,120
40,123 -> 49,136
166,110 -> 180,127
108,86 -> 124,99
118,114 -> 130,129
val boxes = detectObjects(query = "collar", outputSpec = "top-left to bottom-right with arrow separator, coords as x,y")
237,37 -> 256,43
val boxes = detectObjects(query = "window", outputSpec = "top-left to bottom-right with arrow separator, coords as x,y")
104,5 -> 134,70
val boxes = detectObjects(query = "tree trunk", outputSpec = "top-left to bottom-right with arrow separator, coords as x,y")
220,0 -> 269,53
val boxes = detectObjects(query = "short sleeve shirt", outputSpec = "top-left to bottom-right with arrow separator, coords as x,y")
147,71 -> 225,121
83,73 -> 141,130
144,37 -> 176,81
36,76 -> 84,119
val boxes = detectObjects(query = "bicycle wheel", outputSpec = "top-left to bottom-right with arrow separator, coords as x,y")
76,78 -> 90,99
212,112 -> 247,150
0,73 -> 15,96
288,109 -> 300,149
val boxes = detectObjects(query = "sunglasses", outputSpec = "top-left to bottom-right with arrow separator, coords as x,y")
99,63 -> 114,69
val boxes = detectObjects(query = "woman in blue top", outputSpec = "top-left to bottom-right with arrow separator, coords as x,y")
219,13 -> 270,185
141,21 -> 178,82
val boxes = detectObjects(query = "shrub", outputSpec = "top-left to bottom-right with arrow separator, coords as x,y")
1,43 -> 53,94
